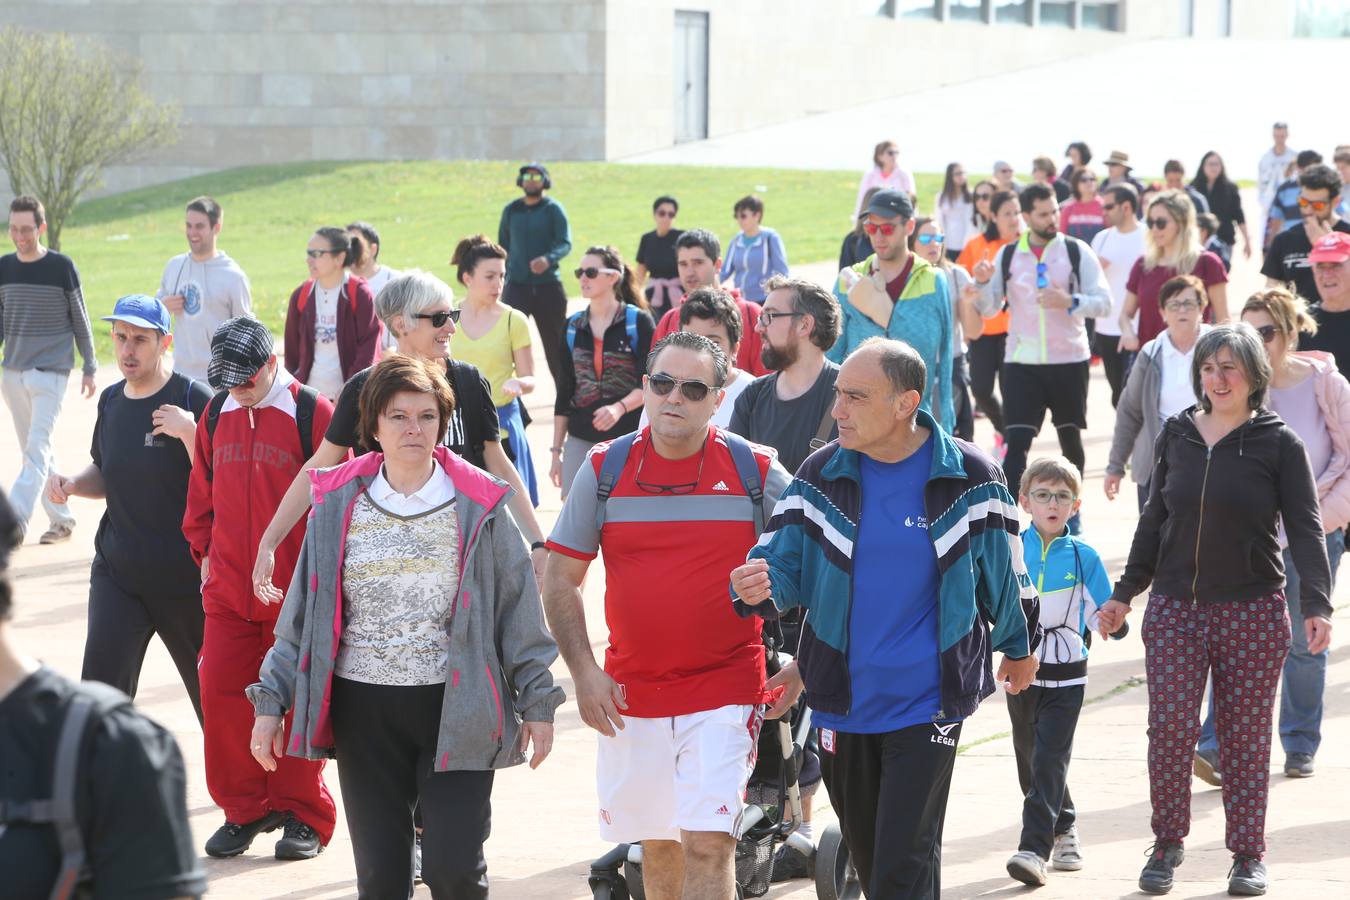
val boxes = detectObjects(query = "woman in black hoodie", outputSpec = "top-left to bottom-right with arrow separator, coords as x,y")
1098,323 -> 1333,898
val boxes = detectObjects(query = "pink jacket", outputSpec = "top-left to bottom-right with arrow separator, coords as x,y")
1292,351 -> 1350,534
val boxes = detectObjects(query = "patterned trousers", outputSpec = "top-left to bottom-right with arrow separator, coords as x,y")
1143,593 -> 1290,858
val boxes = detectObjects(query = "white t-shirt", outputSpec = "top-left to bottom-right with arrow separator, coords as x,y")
638,369 -> 752,432
365,266 -> 401,351
1089,226 -> 1146,337
309,280 -> 346,399
1158,329 -> 1204,421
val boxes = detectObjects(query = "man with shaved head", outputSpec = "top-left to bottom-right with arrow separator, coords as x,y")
731,338 -> 1042,898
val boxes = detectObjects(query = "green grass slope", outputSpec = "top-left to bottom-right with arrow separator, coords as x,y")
60,160 -> 942,360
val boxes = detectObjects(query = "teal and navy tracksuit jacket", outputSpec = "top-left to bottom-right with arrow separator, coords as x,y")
1020,526 -> 1112,689
732,409 -> 1042,722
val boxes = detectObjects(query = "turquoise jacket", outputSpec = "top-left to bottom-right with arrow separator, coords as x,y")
1020,526 -> 1111,687
732,410 -> 1041,720
828,254 -> 954,433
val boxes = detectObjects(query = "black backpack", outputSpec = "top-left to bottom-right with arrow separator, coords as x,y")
203,383 -> 319,477
0,682 -> 132,900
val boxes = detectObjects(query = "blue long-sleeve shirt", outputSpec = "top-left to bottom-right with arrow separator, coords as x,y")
719,228 -> 788,302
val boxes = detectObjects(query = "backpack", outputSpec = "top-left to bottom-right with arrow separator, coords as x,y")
203,383 -> 319,477
593,430 -> 767,535
0,682 -> 132,900
566,304 -> 639,355
999,238 -> 1082,301
294,278 -> 359,316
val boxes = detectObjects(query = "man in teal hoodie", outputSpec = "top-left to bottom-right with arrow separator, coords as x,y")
498,162 -> 572,389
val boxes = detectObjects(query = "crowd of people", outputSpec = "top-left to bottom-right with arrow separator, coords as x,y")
1,125 -> 1349,899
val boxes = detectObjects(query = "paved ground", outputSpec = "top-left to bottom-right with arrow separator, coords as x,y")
621,38 -> 1348,183
7,241 -> 1350,898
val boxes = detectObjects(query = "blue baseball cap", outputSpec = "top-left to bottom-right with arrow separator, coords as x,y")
103,294 -> 171,334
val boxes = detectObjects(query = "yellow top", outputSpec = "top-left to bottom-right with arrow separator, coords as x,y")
449,305 -> 532,411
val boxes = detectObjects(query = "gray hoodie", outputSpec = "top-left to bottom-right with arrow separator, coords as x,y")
158,251 -> 251,381
247,446 -> 565,771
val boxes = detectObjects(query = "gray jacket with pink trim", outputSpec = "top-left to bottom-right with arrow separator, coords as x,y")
247,446 -> 565,771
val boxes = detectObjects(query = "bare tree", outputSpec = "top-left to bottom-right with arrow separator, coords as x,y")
0,27 -> 178,250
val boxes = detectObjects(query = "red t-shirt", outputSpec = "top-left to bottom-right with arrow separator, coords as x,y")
654,293 -> 770,376
1126,251 -> 1228,344
546,427 -> 783,716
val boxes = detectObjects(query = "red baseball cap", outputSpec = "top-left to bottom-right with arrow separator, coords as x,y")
1308,231 -> 1350,264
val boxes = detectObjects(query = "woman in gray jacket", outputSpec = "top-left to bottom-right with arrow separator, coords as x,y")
1104,274 -> 1211,511
247,354 -> 564,899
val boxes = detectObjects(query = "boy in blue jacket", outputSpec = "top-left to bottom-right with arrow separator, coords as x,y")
1005,455 -> 1112,887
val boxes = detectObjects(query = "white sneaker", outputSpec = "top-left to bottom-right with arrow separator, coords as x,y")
1007,849 -> 1047,885
1052,827 -> 1084,871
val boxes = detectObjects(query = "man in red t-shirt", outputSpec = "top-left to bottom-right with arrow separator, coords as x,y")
544,331 -> 789,899
652,229 -> 770,376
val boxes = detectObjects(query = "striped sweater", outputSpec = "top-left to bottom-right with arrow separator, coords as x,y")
0,250 -> 97,375
733,409 -> 1042,721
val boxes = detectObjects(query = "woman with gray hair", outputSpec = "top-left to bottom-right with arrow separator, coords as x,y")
252,269 -> 550,604
1097,323 -> 1333,897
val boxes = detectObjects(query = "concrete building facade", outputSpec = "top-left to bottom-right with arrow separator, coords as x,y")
0,0 -> 1337,194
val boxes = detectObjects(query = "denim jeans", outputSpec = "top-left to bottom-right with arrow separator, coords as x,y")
1198,528 -> 1343,757
1,367 -> 74,532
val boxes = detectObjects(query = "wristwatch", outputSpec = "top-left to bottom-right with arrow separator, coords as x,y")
531,541 -> 547,552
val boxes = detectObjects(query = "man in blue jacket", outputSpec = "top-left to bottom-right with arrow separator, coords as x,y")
731,337 -> 1041,899
498,162 -> 572,390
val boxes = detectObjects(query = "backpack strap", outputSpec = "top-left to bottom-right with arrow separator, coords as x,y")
203,391 -> 229,482
624,304 -> 639,353
294,384 -> 319,462
1065,237 -> 1082,295
294,279 -> 315,314
593,432 -> 640,532
564,310 -> 587,354
24,683 -> 131,900
723,431 -> 767,535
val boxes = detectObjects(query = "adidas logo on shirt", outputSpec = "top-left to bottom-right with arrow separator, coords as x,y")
711,480 -> 730,492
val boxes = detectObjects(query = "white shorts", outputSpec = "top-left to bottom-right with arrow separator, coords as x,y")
596,703 -> 764,842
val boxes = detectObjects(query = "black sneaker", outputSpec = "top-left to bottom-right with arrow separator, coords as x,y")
1139,840 -> 1185,895
275,814 -> 323,860
769,842 -> 814,882
204,810 -> 285,858
1227,855 -> 1267,896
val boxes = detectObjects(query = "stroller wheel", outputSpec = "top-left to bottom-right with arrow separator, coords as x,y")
814,823 -> 862,900
623,858 -> 646,900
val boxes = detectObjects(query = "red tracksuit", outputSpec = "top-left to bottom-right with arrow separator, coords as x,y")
183,369 -> 338,841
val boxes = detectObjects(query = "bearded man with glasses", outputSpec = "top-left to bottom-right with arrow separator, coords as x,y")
544,331 -> 790,900
728,275 -> 842,475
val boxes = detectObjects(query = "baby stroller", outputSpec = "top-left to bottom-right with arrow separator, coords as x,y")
588,639 -> 832,899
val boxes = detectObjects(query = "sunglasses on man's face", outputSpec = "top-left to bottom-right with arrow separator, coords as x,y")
655,209 -> 676,218
1298,196 -> 1331,212
863,222 -> 900,236
414,309 -> 462,328
520,173 -> 544,183
306,248 -> 341,259
1102,203 -> 1117,212
575,266 -> 620,280
917,233 -> 945,245
647,373 -> 718,402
